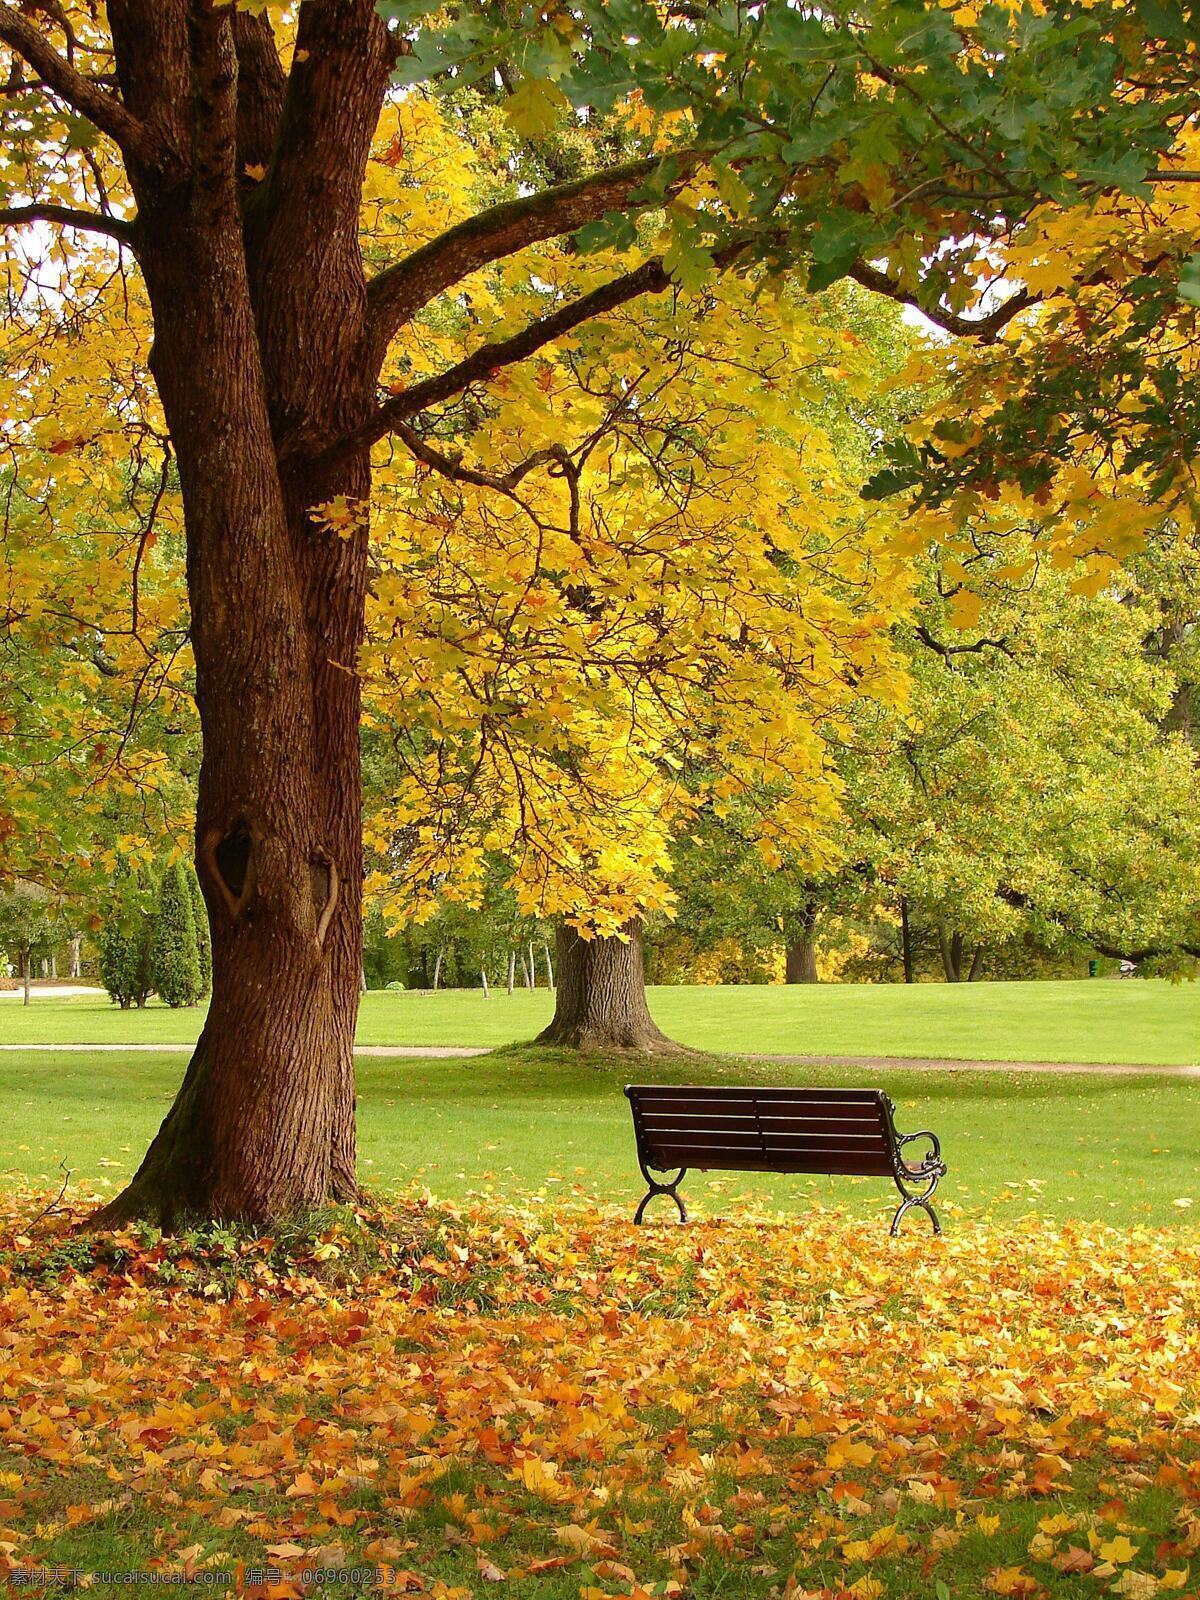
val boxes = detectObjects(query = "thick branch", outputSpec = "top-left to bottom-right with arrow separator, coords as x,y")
364,153 -> 702,373
315,257 -> 676,470
0,201 -> 136,246
247,0 -> 396,436
187,4 -> 240,217
850,259 -> 1032,341
0,2 -> 154,161
256,0 -> 395,235
232,11 -> 285,185
393,422 -> 567,495
913,624 -> 1014,661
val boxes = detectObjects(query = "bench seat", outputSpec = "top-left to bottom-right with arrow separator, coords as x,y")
624,1083 -> 946,1234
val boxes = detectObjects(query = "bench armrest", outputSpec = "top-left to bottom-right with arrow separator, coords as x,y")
897,1129 -> 945,1177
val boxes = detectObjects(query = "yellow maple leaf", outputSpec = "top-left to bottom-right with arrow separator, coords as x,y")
1099,1536 -> 1141,1565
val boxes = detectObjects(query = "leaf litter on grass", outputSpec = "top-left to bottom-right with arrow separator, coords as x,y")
0,1189 -> 1198,1599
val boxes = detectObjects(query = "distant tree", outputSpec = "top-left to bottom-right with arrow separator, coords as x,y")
151,863 -> 204,1009
186,866 -> 212,998
99,917 -> 155,1010
0,883 -> 56,1005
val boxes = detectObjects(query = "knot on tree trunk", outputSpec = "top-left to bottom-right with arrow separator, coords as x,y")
203,820 -> 257,920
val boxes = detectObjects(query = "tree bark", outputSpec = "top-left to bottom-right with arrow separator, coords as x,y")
19,950 -> 29,1007
967,944 -> 985,982
939,927 -> 964,982
535,920 -> 680,1052
91,2 -> 392,1228
507,949 -> 516,995
900,897 -> 914,984
784,902 -> 820,984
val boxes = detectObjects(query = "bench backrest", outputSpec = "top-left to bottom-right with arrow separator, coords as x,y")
625,1084 -> 898,1177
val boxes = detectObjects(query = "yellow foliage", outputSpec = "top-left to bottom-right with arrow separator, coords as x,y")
362,104 -> 912,931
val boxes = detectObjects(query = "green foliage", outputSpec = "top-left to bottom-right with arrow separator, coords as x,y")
98,915 -> 155,1010
150,861 -> 204,1009
390,1 -> 1184,306
851,544 -> 1200,964
363,905 -> 409,991
0,881 -> 56,987
185,864 -> 211,997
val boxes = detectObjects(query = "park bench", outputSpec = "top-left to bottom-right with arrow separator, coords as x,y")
624,1083 -> 946,1235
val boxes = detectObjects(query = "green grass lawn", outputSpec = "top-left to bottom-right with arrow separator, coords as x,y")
3,975 -> 1200,1061
3,1044 -> 1197,1226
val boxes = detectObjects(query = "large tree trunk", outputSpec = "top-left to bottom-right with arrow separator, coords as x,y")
536,921 -> 680,1052
784,903 -> 820,984
93,2 -> 391,1227
95,288 -> 367,1226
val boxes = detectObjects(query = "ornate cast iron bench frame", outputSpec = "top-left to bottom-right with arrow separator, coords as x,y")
624,1084 -> 946,1235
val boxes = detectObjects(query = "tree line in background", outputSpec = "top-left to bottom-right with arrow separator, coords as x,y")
0,862 -> 211,1008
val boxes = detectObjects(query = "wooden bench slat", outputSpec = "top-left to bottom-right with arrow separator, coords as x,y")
644,1132 -> 890,1157
642,1147 -> 897,1177
634,1099 -> 885,1121
642,1125 -> 890,1147
628,1085 -> 884,1103
638,1112 -> 891,1138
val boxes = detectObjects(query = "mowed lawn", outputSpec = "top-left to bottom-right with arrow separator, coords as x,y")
3,976 -> 1200,1061
2,1045 -> 1198,1226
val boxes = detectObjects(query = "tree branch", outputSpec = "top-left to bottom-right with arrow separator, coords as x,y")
0,2 -> 155,162
314,257 -> 677,471
997,884 -> 1200,963
246,0 -> 397,427
363,153 -> 703,374
256,0 -> 395,230
392,422 -> 568,495
232,11 -> 285,187
913,624 -> 1014,661
0,201 -> 136,246
850,259 -> 1032,342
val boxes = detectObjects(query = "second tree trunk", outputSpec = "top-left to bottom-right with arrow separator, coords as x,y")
536,921 -> 679,1052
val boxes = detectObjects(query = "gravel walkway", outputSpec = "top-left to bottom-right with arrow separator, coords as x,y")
0,1042 -> 485,1057
0,1042 -> 1195,1073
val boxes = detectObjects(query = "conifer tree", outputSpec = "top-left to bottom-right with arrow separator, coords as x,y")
187,866 -> 212,998
99,918 -> 155,1010
151,862 -> 204,1009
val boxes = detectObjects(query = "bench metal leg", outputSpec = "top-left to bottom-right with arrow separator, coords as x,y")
890,1171 -> 942,1236
633,1164 -> 688,1224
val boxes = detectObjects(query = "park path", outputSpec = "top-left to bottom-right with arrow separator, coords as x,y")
0,1042 -> 484,1058
0,985 -> 106,999
0,1042 -> 1197,1074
